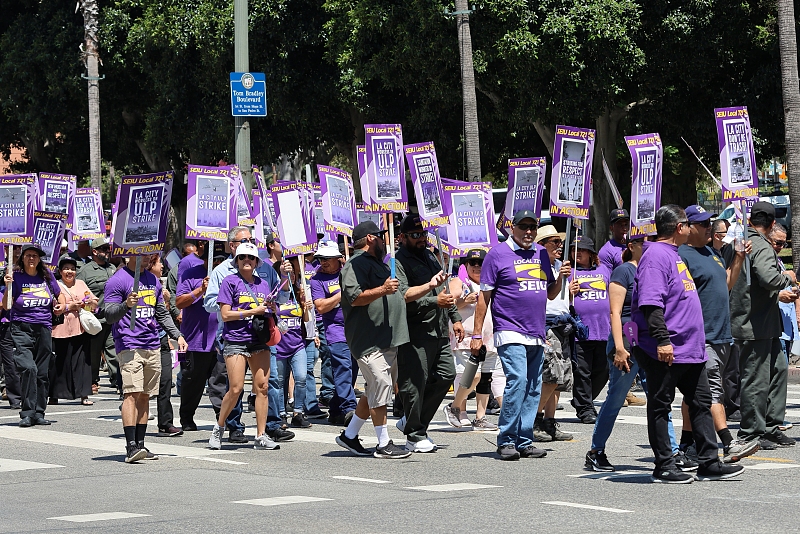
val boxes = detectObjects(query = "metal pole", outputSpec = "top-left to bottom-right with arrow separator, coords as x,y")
130,256 -> 142,329
560,219 -> 572,298
4,245 -> 12,309
234,0 -> 252,194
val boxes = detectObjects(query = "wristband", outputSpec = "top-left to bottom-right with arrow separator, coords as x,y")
239,311 -> 244,320
471,335 -> 482,339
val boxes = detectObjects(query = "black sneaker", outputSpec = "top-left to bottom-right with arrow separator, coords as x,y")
374,440 -> 412,459
267,427 -> 295,442
245,394 -> 255,413
762,431 -> 796,447
673,450 -> 699,472
344,410 -> 355,427
497,444 -> 520,461
290,413 -> 312,428
585,450 -> 615,472
125,444 -> 147,464
759,438 -> 779,450
228,430 -> 249,443
336,431 -> 372,456
485,395 -> 501,416
327,412 -> 345,425
651,468 -> 694,484
518,445 -> 547,458
137,444 -> 159,460
695,461 -> 744,481
726,410 -> 742,422
306,409 -> 328,419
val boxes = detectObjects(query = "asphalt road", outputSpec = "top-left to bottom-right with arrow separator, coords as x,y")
2,372 -> 800,533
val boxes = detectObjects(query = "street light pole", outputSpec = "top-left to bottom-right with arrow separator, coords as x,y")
234,0 -> 253,193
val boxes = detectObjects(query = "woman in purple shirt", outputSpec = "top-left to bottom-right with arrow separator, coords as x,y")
568,236 -> 611,424
2,243 -> 66,427
211,242 -> 278,451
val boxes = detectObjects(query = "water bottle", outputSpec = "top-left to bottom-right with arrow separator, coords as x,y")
459,345 -> 487,389
733,222 -> 745,253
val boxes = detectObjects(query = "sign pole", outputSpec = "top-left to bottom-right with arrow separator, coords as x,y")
343,235 -> 350,260
130,256 -> 142,330
560,219 -> 572,298
207,240 -> 214,278
4,245 -> 12,309
742,202 -> 751,285
387,213 -> 396,278
433,227 -> 450,294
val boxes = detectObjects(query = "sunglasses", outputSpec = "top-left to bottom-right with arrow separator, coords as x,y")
677,220 -> 689,226
238,254 -> 257,261
96,246 -> 111,252
407,231 -> 427,239
773,240 -> 787,249
467,259 -> 483,267
690,220 -> 711,228
232,237 -> 254,244
516,223 -> 537,232
544,239 -> 563,246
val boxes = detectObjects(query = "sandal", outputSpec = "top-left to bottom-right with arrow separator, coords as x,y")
48,398 -> 59,406
81,398 -> 94,406
91,384 -> 99,395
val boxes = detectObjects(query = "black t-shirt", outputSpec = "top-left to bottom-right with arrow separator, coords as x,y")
678,244 -> 732,344
609,262 -> 636,321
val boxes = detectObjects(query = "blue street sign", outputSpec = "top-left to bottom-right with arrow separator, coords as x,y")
230,72 -> 267,117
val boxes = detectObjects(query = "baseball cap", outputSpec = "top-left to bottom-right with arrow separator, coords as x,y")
575,236 -> 596,253
685,205 -> 716,223
465,249 -> 487,261
609,208 -> 630,223
58,255 -> 78,269
352,221 -> 387,242
20,243 -> 46,257
399,214 -> 423,233
91,237 -> 109,249
234,242 -> 262,266
750,201 -> 776,218
315,240 -> 343,259
512,210 -> 537,225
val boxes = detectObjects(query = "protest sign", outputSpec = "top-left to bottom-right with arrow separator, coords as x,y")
501,157 -> 546,231
0,174 -> 36,244
270,181 -> 317,257
356,145 -> 372,206
111,171 -> 174,257
625,133 -> 663,238
715,106 -> 759,202
234,165 -> 255,225
364,124 -> 407,212
37,172 -> 75,217
318,165 -> 357,237
549,125 -> 595,219
186,165 -> 236,241
69,187 -> 105,242
356,203 -> 384,228
32,211 -> 68,270
439,179 -> 497,257
405,141 -> 449,228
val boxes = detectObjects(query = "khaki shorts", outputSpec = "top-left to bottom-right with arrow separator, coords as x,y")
356,347 -> 397,409
117,348 -> 161,396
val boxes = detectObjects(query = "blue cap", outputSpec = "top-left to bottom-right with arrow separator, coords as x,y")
685,205 -> 716,223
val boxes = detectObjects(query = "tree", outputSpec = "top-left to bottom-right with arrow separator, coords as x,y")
453,0 -> 481,181
78,0 -> 102,191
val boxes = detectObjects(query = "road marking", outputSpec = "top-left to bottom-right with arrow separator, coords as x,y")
186,418 -> 378,445
745,463 -> 800,470
542,501 -> 633,514
405,483 -> 501,492
0,458 -> 63,472
0,408 -> 120,420
233,496 -> 332,507
746,456 -> 797,463
185,456 -> 248,465
49,512 -> 150,522
567,470 -> 650,481
331,476 -> 390,484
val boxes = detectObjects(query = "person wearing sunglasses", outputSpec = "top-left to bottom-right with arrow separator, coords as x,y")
395,215 -> 464,453
599,208 -> 630,271
471,210 -> 571,461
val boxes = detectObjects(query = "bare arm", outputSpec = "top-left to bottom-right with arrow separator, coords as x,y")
608,282 -> 630,372
547,260 -> 571,300
176,277 -> 209,310
220,302 -> 267,322
726,241 -> 749,290
468,290 -> 492,355
404,271 -> 446,303
314,292 -> 341,314
352,281 -> 396,306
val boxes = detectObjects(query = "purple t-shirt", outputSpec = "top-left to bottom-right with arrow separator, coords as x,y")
177,260 -> 218,352
177,252 -> 203,281
274,300 -> 304,359
631,241 -> 706,363
217,273 -> 272,343
105,267 -> 163,352
481,241 -> 554,341
570,264 -> 612,341
4,273 -> 61,326
598,239 -> 625,272
309,271 -> 346,344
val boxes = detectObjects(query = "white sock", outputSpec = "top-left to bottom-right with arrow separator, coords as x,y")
344,414 -> 367,440
375,425 -> 390,447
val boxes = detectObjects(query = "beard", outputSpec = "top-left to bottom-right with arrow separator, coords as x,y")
375,240 -> 387,260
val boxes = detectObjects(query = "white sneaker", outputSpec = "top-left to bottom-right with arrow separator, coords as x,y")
396,416 -> 406,433
147,411 -> 155,421
442,404 -> 463,428
208,424 -> 223,450
458,413 -> 472,427
253,434 -> 280,450
406,438 -> 436,453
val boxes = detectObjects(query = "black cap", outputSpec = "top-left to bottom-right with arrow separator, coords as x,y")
609,208 -> 630,223
575,236 -> 596,253
352,221 -> 387,242
58,255 -> 78,269
20,243 -> 46,257
750,201 -> 776,218
399,214 -> 423,233
512,210 -> 537,225
263,231 -> 275,245
465,249 -> 487,260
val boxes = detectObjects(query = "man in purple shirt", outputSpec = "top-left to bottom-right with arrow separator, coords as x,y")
598,208 -> 629,271
631,205 -> 743,483
471,210 -> 570,461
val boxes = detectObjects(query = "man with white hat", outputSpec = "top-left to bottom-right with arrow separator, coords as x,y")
310,240 -> 357,426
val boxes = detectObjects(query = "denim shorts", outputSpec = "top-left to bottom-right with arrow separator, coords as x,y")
223,341 -> 270,358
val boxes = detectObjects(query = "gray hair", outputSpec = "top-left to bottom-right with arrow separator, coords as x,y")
770,222 -> 787,238
227,226 -> 250,243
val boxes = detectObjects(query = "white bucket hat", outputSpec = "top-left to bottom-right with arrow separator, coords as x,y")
314,240 -> 343,259
234,242 -> 262,267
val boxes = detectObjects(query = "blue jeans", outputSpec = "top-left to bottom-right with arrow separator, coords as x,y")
266,348 -> 283,432
317,321 -> 334,401
275,347 -> 307,415
329,341 -> 357,416
304,338 -> 321,412
496,343 -> 544,449
592,354 -> 678,454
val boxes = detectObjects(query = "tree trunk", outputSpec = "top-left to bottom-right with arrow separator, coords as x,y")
79,0 -> 102,191
777,0 -> 800,265
455,0 -> 481,181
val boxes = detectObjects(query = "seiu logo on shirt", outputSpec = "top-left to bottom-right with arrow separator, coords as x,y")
576,275 -> 607,301
21,285 -> 51,308
514,258 -> 548,292
326,281 -> 341,295
279,303 -> 303,329
135,286 -> 157,319
237,292 -> 265,308
677,261 -> 696,292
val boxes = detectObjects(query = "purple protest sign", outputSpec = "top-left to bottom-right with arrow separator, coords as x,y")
715,106 -> 759,202
405,141 -> 449,228
252,189 -> 267,248
233,165 -> 254,225
502,157 -> 547,231
549,125 -> 595,220
318,165 -> 357,237
186,164 -> 236,241
439,180 -> 497,257
270,181 -> 317,257
356,145 -> 372,206
0,174 -> 36,244
356,203 -> 384,228
32,211 -> 67,270
37,172 -> 75,219
364,124 -> 407,212
625,133 -> 663,238
112,171 -> 174,257
70,187 -> 105,241
253,166 -> 276,233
